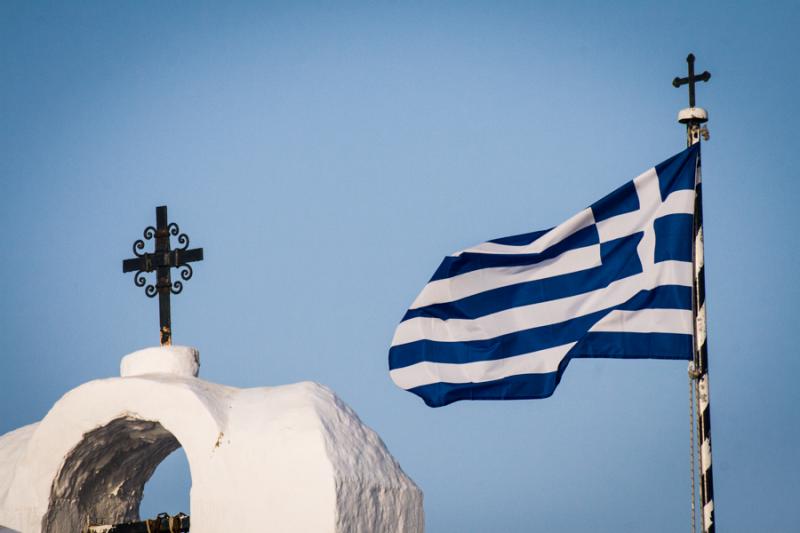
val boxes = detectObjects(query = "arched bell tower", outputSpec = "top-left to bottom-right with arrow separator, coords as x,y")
0,346 -> 424,533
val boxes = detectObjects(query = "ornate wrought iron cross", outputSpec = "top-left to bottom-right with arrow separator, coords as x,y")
672,53 -> 711,108
122,206 -> 204,346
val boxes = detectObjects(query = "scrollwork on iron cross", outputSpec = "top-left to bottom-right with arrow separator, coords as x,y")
122,206 -> 204,345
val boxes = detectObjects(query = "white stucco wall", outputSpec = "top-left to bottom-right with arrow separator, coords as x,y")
0,346 -> 423,533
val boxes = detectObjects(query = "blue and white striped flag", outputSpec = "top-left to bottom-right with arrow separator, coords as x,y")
389,145 -> 699,407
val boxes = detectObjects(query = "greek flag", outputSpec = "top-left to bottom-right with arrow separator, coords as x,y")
389,145 -> 699,407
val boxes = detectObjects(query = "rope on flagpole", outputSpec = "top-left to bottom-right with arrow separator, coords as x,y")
688,364 -> 698,533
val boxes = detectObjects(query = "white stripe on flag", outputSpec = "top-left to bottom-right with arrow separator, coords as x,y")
456,208 -> 595,256
390,342 -> 576,390
589,308 -> 694,334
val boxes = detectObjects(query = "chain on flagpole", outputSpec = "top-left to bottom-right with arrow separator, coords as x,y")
673,53 -> 714,533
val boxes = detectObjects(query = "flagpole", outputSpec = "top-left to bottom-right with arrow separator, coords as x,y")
673,53 -> 714,533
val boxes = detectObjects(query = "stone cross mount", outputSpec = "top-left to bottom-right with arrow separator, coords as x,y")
672,53 -> 711,108
122,206 -> 204,346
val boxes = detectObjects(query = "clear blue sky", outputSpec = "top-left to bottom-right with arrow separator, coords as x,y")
2,2 -> 798,531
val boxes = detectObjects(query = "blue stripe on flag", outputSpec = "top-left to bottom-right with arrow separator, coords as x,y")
489,228 -> 551,246
402,233 -> 642,322
429,225 -> 599,281
391,310 -> 607,368
655,143 -> 699,200
569,332 -> 693,360
407,368 -> 566,407
591,180 -> 640,222
617,284 -> 692,311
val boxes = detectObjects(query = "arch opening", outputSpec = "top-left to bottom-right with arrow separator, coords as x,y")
140,446 -> 191,518
42,416 -> 184,533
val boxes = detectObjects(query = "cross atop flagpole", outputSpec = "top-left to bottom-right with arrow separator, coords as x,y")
673,52 -> 715,533
674,53 -> 711,146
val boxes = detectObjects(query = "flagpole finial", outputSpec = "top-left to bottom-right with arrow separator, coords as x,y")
673,53 -> 711,145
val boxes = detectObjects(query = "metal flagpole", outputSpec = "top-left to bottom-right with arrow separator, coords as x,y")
673,53 -> 714,533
